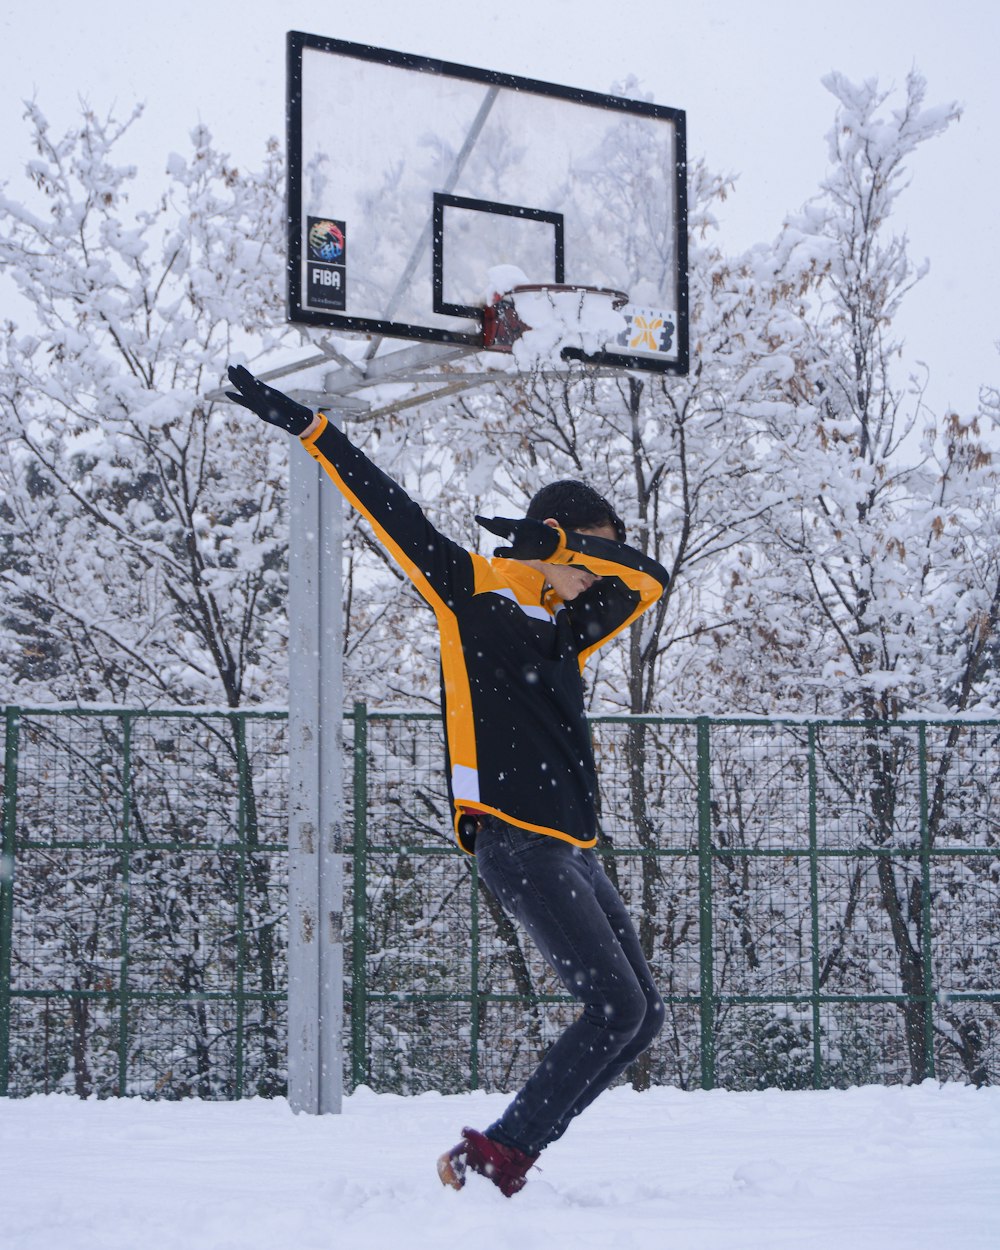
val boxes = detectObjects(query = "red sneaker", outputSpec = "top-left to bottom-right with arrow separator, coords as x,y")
437,1127 -> 538,1197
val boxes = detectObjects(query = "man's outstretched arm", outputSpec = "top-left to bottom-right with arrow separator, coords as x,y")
226,366 -> 476,612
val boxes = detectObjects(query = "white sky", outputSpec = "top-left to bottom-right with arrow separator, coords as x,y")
1,0 -> 997,420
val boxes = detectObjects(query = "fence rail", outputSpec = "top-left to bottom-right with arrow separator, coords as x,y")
1,704 -> 998,1098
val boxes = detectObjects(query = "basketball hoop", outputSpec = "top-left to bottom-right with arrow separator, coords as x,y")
482,284 -> 630,363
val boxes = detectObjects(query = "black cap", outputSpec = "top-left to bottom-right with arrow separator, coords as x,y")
526,480 -> 626,542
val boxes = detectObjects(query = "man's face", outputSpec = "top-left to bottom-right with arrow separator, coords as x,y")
540,520 -> 618,602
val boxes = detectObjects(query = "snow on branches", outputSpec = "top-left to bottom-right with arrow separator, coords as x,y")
0,104 -> 293,705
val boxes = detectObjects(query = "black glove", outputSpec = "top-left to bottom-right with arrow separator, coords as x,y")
475,515 -> 562,560
225,365 -> 314,436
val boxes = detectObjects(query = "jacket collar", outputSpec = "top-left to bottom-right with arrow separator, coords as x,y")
492,558 -> 562,611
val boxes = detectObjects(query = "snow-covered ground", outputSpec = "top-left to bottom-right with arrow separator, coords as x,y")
2,1082 -> 998,1249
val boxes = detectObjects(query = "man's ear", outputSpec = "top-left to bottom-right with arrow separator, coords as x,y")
542,517 -> 560,529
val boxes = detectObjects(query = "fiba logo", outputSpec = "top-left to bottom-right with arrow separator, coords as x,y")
308,219 -> 345,262
305,216 -> 347,311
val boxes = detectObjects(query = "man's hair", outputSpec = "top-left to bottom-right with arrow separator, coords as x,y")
526,480 -> 626,543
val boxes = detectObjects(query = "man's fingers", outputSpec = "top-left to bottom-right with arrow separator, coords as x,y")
226,365 -> 273,413
227,364 -> 259,394
475,515 -> 517,537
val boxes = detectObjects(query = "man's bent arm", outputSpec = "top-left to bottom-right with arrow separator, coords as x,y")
551,531 -> 670,661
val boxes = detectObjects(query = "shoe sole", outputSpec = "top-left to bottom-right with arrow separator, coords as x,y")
437,1149 -> 465,1190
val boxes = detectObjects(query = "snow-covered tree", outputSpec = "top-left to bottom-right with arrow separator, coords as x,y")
737,72 -> 969,716
0,104 -> 294,1094
3,74 -> 996,1095
0,104 -> 290,708
704,72 -> 999,1082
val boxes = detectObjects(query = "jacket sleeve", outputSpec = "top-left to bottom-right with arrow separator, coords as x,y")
300,414 -> 477,612
548,529 -> 670,663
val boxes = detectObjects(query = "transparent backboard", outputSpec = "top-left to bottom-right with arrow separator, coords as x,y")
287,33 -> 688,374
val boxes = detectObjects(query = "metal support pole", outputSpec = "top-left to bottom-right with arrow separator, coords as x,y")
287,427 -> 345,1114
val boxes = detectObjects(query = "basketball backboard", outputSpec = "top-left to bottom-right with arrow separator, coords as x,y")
287,33 -> 688,375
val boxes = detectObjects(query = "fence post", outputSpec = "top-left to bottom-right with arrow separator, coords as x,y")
469,858 -> 480,1090
918,722 -> 936,1078
351,701 -> 368,1089
0,707 -> 20,1096
696,717 -> 715,1090
807,723 -> 823,1087
234,712 -> 249,1097
116,712 -> 134,1095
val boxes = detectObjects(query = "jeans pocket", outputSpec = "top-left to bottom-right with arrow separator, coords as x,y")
505,828 -> 542,852
506,828 -> 574,865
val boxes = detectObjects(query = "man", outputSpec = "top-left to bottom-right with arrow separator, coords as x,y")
226,365 -> 670,1197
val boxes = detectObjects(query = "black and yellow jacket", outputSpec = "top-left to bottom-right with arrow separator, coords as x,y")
302,415 -> 670,854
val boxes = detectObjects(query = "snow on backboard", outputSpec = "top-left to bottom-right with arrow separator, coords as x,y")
286,33 -> 688,375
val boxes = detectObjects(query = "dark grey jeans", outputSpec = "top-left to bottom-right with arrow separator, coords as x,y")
474,819 -> 664,1157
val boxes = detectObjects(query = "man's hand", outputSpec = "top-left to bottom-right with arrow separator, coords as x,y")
475,515 -> 563,560
226,365 -> 314,436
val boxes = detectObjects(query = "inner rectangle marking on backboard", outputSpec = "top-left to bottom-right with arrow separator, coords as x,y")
433,194 -> 565,319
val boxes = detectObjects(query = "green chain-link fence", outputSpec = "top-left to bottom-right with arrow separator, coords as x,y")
2,704 -> 998,1099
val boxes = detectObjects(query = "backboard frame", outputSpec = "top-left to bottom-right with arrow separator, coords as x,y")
286,32 -> 689,375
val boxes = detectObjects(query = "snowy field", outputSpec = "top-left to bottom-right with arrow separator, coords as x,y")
2,1082 -> 998,1250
